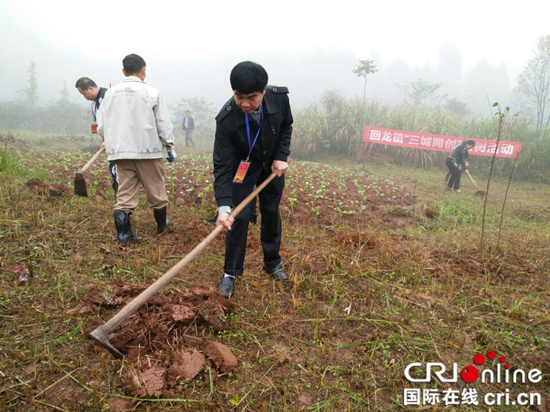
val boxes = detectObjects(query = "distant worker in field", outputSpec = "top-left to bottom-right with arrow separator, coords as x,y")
75,77 -> 118,194
182,110 -> 195,147
214,61 -> 293,298
445,139 -> 475,193
97,54 -> 176,242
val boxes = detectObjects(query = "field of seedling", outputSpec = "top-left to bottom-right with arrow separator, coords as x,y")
1,132 -> 549,411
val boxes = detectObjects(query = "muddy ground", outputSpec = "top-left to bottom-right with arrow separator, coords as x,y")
77,283 -> 237,398
1,146 -> 549,411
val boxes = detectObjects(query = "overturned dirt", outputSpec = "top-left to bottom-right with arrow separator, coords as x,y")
26,178 -> 71,198
203,341 -> 238,374
168,349 -> 206,382
75,282 -> 238,398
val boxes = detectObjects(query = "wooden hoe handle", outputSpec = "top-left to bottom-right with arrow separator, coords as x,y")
100,171 -> 278,334
465,170 -> 481,191
79,146 -> 105,174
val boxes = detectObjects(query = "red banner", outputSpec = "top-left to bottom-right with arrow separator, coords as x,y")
362,126 -> 522,158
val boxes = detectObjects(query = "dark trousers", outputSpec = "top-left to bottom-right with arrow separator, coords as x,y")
184,130 -> 194,147
446,157 -> 462,190
224,169 -> 284,277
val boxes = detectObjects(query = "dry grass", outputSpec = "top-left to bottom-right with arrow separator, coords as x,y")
0,136 -> 549,411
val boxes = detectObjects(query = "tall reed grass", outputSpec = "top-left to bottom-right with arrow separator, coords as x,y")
292,91 -> 550,183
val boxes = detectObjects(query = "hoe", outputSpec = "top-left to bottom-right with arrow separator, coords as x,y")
74,146 -> 105,197
465,170 -> 486,196
90,172 -> 277,358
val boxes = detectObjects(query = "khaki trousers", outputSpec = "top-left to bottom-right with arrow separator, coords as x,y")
114,159 -> 168,213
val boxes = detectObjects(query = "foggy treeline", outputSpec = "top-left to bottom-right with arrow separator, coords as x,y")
0,43 -> 513,115
1,38 -> 549,182
0,45 -> 514,132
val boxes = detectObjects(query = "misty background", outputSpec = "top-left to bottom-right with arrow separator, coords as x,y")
1,0 -> 546,112
1,0 -> 550,182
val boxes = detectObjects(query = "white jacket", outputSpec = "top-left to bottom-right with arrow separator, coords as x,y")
97,76 -> 175,161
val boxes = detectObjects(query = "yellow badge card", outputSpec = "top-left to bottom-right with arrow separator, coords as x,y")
233,161 -> 251,184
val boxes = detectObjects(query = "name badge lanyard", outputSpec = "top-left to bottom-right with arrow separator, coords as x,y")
244,106 -> 263,161
234,107 -> 263,184
91,101 -> 99,122
91,100 -> 100,134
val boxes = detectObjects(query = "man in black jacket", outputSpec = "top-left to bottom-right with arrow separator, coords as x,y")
75,77 -> 118,194
214,61 -> 292,298
182,110 -> 195,147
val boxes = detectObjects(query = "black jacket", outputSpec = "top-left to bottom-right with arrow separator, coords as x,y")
95,87 -> 108,111
213,85 -> 293,207
182,115 -> 195,131
450,142 -> 469,168
92,87 -> 108,121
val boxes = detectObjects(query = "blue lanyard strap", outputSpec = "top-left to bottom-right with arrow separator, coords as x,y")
244,106 -> 263,161
91,101 -> 98,122
91,90 -> 103,121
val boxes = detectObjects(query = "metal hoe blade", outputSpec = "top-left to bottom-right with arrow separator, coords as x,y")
90,325 -> 124,359
74,172 -> 88,197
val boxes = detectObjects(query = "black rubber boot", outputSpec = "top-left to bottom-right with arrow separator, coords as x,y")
113,210 -> 142,242
153,206 -> 169,234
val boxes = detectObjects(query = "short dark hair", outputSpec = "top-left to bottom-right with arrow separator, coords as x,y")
75,77 -> 97,90
230,61 -> 268,94
123,54 -> 146,74
465,139 -> 476,146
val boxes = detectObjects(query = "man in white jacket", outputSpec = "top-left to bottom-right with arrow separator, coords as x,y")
98,53 -> 176,242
